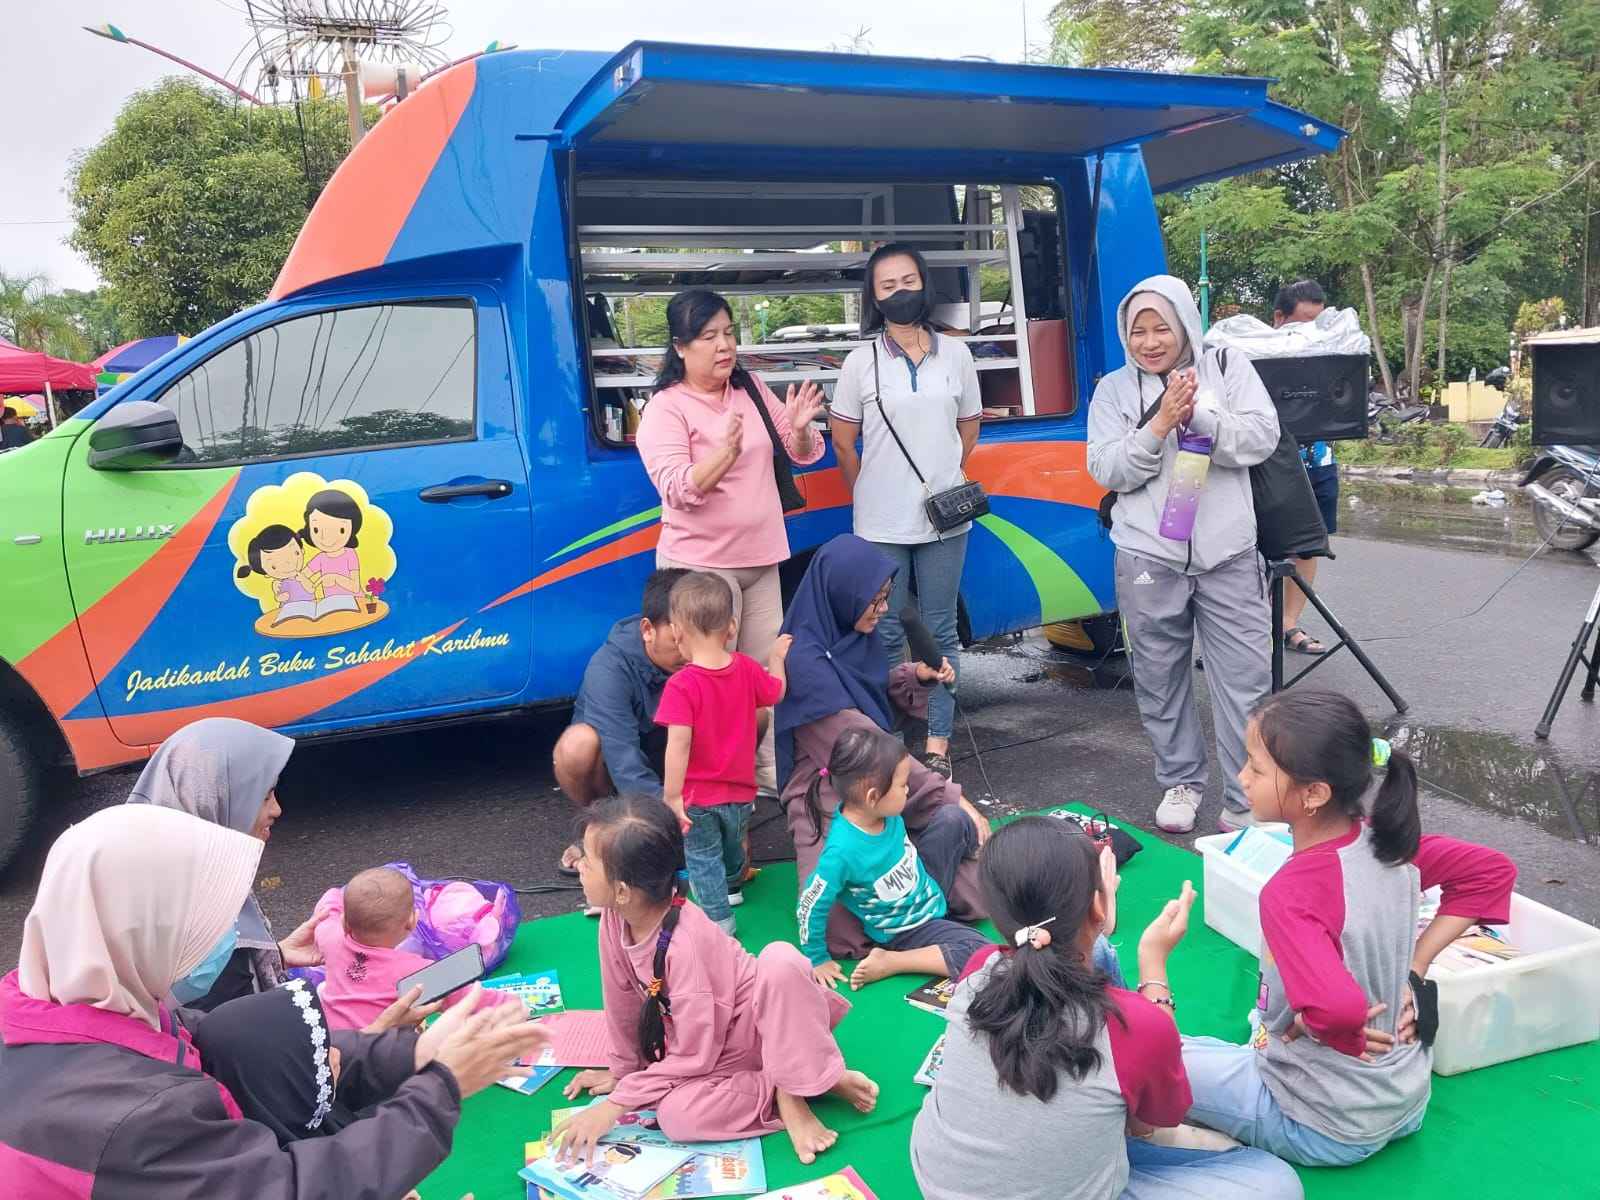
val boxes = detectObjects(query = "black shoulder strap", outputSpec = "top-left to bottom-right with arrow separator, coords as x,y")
871,341 -> 930,488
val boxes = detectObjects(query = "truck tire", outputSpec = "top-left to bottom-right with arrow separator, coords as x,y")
1531,466 -> 1600,552
0,708 -> 44,875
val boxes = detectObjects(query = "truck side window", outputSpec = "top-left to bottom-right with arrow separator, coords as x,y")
155,301 -> 475,465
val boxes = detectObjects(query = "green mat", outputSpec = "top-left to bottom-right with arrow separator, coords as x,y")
425,812 -> 1599,1200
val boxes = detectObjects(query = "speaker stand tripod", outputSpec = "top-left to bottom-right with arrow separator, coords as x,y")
1534,577 -> 1600,739
1268,560 -> 1408,713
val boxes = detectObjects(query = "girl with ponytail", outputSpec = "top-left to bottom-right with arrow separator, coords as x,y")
554,795 -> 879,1170
1180,689 -> 1517,1168
797,727 -> 989,991
913,816 -> 1304,1200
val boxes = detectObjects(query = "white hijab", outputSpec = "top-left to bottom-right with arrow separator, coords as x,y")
18,805 -> 262,1028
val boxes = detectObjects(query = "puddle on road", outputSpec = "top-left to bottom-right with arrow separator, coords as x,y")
1019,660 -> 1129,691
1339,479 -> 1596,564
1386,719 -> 1600,845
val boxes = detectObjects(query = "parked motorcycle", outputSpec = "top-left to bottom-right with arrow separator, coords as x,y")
1522,443 -> 1600,551
1368,391 -> 1431,441
1480,366 -> 1520,448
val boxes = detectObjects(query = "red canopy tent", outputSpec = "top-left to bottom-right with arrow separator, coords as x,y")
0,338 -> 97,426
0,337 -> 97,393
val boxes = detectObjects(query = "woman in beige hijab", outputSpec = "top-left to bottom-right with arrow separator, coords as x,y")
1,804 -> 548,1198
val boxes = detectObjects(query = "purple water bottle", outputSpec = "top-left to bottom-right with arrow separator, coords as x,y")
1159,432 -> 1213,542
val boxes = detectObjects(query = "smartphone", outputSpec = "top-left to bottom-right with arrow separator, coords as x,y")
397,943 -> 485,1005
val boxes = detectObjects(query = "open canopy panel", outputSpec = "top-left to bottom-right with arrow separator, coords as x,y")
558,43 -> 1341,189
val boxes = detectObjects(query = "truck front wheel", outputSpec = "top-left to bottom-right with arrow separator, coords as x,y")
0,708 -> 45,875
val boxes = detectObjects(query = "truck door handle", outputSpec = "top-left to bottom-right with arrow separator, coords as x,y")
419,480 -> 513,502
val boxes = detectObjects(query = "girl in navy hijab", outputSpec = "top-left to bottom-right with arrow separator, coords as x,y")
776,535 -> 989,964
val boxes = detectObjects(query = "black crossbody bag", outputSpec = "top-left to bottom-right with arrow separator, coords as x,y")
741,372 -> 807,512
871,342 -> 989,535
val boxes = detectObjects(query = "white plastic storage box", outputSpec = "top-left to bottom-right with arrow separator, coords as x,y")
1195,833 -> 1600,1075
1427,892 -> 1600,1075
1195,829 -> 1275,955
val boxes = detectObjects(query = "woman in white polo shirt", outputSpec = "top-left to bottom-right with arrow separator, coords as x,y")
829,244 -> 982,778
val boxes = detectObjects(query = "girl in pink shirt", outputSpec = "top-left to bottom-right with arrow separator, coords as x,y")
636,289 -> 824,791
553,795 -> 879,1170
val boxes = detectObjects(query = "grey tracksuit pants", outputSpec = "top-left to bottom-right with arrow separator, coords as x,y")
1115,548 -> 1272,812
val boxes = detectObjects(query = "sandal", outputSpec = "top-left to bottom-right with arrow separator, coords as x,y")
923,752 -> 953,779
557,842 -> 582,878
1284,627 -> 1327,656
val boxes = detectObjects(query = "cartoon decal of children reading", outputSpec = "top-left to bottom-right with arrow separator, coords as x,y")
301,489 -> 364,604
233,474 -> 396,639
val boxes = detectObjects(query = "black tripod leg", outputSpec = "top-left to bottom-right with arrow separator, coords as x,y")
1581,618 -> 1600,703
1294,570 -> 1410,714
1270,572 -> 1285,692
1536,585 -> 1600,738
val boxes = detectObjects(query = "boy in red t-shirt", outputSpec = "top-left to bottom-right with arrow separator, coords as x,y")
655,572 -> 791,933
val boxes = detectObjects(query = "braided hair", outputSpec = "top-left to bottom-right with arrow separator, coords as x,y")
579,795 -> 686,1062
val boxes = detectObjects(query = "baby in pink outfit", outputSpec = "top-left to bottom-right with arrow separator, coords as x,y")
315,867 -> 486,1031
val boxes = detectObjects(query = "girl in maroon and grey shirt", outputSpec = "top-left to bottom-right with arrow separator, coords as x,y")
1182,689 -> 1517,1167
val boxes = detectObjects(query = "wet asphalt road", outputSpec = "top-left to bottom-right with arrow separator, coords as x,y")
3,480 -> 1599,960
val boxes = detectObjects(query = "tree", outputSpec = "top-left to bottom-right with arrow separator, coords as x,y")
0,271 -> 96,360
69,79 -> 366,337
1045,0 -> 1188,68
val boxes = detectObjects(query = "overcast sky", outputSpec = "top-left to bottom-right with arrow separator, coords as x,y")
7,0 -> 1043,292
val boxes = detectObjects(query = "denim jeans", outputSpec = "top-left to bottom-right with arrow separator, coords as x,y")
684,802 -> 752,925
1180,1035 -> 1426,1167
1121,1137 -> 1304,1199
873,531 -> 969,740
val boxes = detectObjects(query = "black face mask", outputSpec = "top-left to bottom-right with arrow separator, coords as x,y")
876,287 -> 927,326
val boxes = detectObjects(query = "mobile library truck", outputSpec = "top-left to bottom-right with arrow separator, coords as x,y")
0,42 -> 1339,867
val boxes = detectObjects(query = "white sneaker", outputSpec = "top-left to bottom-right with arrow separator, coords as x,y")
1155,785 -> 1203,833
1218,806 -> 1256,832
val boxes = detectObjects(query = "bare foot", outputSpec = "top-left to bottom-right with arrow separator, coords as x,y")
776,1089 -> 837,1165
848,948 -> 894,990
829,1068 -> 880,1114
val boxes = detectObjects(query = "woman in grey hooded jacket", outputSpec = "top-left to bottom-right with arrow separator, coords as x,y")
1087,275 -> 1280,834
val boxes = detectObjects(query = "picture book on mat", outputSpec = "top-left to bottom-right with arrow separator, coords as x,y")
548,1106 -> 767,1197
497,1064 -> 562,1096
483,968 -> 565,1016
750,1166 -> 878,1199
905,976 -> 958,1016
914,1032 -> 946,1086
521,1136 -> 691,1200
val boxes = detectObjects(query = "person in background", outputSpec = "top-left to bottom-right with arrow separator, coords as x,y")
2,404 -> 35,449
1273,280 -> 1333,656
125,718 -> 324,1009
552,568 -> 691,875
656,571 -> 791,934
1087,276 -> 1280,835
636,288 -> 826,795
830,244 -> 982,778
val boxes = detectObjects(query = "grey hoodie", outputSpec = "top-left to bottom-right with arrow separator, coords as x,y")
1086,275 -> 1280,574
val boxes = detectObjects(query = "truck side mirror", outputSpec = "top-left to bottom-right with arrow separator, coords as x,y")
88,402 -> 186,470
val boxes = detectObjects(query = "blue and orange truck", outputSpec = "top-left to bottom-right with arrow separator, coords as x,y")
0,41 -> 1339,867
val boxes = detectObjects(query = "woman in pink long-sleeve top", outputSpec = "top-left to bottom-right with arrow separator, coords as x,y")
636,289 -> 825,791
554,796 -> 880,1169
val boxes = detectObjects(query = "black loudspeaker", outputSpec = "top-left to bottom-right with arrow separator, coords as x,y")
1247,354 -> 1371,444
1017,209 -> 1066,321
1531,340 -> 1600,446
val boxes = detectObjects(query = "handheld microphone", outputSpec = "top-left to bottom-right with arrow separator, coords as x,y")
900,607 -> 946,678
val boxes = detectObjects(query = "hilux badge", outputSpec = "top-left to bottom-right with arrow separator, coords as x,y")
83,524 -> 178,545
